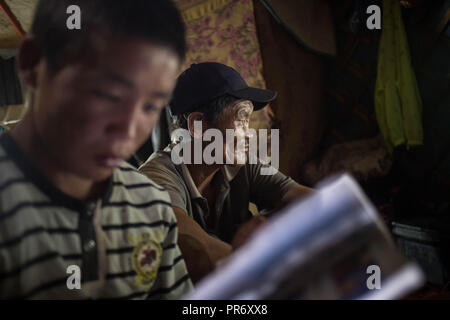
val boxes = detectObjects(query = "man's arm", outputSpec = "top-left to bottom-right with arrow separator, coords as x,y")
249,161 -> 315,212
172,206 -> 232,283
280,183 -> 314,205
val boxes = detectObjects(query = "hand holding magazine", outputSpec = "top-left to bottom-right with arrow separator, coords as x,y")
185,174 -> 424,300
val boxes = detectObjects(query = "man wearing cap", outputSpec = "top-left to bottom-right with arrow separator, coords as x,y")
139,62 -> 313,282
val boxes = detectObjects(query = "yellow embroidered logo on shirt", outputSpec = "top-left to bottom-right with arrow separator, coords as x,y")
128,232 -> 162,291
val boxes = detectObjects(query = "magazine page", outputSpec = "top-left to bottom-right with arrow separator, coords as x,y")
185,174 -> 424,300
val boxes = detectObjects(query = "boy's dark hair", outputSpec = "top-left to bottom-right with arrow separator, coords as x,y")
31,0 -> 186,72
172,94 -> 239,130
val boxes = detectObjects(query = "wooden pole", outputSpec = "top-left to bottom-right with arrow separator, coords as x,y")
0,0 -> 25,38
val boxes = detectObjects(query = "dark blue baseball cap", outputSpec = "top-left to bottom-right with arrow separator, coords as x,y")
169,62 -> 277,116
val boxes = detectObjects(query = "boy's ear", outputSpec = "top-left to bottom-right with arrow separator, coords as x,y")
17,37 -> 42,89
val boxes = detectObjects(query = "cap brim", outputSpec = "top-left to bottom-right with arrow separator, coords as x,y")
230,87 -> 277,111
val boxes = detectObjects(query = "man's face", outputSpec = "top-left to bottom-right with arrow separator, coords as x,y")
30,34 -> 179,181
216,100 -> 254,166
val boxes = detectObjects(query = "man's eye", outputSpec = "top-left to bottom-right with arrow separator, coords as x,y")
93,90 -> 121,103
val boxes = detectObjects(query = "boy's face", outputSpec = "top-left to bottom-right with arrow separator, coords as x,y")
26,34 -> 179,181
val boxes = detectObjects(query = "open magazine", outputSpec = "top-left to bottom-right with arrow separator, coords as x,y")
185,174 -> 425,300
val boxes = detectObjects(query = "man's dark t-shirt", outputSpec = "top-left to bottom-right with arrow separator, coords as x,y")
139,146 -> 296,243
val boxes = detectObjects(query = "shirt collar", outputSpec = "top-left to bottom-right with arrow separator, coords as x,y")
222,164 -> 241,182
178,162 -> 242,200
166,142 -> 242,198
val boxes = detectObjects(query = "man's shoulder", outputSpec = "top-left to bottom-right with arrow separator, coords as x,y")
140,150 -> 176,173
139,151 -> 191,212
138,150 -> 184,184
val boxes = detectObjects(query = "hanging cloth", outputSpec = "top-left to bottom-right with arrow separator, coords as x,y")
375,0 -> 424,152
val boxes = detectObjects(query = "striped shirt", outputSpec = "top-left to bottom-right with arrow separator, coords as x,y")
0,134 -> 193,299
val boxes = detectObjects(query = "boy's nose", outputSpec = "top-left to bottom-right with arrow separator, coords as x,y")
107,103 -> 140,140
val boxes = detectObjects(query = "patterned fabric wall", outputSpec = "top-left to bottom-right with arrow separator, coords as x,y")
175,0 -> 272,130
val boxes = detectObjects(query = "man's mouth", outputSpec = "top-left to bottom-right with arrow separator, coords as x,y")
236,145 -> 249,152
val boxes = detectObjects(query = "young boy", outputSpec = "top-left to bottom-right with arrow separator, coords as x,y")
0,0 -> 193,299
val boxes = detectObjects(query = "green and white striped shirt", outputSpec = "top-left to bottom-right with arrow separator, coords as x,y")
0,134 -> 193,299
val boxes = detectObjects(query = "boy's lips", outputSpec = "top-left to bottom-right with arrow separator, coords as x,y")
95,155 -> 124,169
